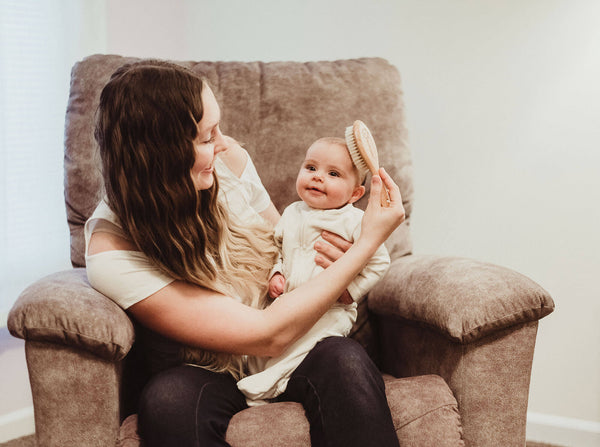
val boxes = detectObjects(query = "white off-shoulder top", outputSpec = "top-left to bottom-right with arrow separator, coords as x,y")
84,151 -> 271,309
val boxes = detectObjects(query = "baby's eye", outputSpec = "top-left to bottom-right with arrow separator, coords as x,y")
305,165 -> 316,171
328,171 -> 340,177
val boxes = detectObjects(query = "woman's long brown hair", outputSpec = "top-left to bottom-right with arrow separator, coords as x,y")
95,60 -> 278,378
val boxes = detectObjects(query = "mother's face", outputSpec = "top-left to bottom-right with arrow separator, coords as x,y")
191,84 -> 227,190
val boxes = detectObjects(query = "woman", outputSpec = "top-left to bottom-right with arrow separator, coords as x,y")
86,60 -> 405,446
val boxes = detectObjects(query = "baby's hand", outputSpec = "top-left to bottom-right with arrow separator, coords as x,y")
268,273 -> 286,299
337,290 -> 354,305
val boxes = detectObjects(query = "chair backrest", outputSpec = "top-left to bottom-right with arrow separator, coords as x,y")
64,55 -> 413,268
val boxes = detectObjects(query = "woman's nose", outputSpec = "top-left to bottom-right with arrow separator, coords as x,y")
213,128 -> 227,154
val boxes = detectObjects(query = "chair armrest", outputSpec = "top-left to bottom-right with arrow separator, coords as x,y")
7,268 -> 134,361
368,254 -> 554,343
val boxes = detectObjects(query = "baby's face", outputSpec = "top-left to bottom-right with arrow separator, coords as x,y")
296,140 -> 364,210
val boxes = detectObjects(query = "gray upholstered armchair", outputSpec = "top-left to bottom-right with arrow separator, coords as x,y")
8,55 -> 554,447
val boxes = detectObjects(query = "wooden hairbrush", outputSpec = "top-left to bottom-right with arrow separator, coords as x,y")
345,120 -> 391,207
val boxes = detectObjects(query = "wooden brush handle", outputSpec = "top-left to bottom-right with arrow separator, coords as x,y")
380,183 -> 391,208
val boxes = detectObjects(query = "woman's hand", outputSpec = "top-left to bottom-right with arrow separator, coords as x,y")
359,168 -> 405,249
314,230 -> 352,269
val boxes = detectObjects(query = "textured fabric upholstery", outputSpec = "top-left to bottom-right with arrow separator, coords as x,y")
7,55 -> 555,447
25,341 -> 123,446
9,269 -> 134,361
370,254 -> 554,343
64,55 -> 413,268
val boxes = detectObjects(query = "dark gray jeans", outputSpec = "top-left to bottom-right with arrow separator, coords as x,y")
138,336 -> 399,447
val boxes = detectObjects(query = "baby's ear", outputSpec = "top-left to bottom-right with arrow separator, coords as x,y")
348,185 -> 366,204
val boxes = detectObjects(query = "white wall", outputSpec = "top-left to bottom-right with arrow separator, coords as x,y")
2,0 -> 598,444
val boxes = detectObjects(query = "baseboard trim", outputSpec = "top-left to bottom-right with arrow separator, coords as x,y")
0,406 -> 35,443
527,411 -> 600,447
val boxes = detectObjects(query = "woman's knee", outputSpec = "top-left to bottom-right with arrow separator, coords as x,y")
312,337 -> 380,373
297,337 -> 384,392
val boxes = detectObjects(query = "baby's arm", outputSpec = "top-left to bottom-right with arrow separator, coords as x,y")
268,211 -> 286,299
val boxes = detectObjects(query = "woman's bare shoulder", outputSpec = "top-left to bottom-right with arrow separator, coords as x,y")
88,231 -> 137,255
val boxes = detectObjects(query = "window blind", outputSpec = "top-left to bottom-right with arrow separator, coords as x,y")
0,0 -> 105,324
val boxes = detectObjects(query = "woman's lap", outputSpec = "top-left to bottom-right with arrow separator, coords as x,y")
138,364 -> 248,447
279,336 -> 399,447
138,337 -> 398,447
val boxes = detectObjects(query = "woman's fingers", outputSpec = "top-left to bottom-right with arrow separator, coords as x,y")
314,231 -> 352,268
379,168 -> 402,207
321,230 -> 353,252
376,168 -> 404,223
367,173 -> 384,209
360,168 -> 406,247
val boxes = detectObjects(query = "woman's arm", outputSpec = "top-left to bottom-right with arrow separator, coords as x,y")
218,135 -> 248,177
90,163 -> 402,358
219,135 -> 281,226
127,170 -> 403,358
87,228 -> 363,357
259,202 -> 280,227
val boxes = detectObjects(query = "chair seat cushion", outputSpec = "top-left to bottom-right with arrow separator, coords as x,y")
118,374 -> 463,446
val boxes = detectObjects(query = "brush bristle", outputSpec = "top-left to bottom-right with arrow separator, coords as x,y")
345,125 -> 369,177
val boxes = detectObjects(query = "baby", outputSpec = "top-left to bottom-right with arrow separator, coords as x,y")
237,136 -> 391,405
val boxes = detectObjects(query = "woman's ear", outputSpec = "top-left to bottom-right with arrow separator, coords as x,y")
348,185 -> 366,204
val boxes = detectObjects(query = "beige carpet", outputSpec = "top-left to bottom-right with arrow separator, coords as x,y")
0,435 -> 566,447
